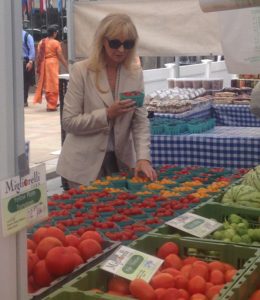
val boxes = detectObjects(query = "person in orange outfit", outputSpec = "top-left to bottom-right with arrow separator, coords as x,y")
34,24 -> 68,111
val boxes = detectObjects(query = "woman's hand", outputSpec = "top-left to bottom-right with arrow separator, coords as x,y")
134,160 -> 157,181
107,99 -> 135,120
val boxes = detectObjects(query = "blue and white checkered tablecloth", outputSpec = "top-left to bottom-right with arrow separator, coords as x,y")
154,103 -> 212,121
151,126 -> 260,169
212,104 -> 260,127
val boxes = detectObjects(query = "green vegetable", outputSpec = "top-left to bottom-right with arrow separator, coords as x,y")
240,234 -> 252,244
222,184 -> 260,208
236,223 -> 248,236
229,214 -> 242,224
223,220 -> 231,229
242,165 -> 260,191
224,228 -> 236,239
223,238 -> 231,243
231,235 -> 242,243
213,230 -> 224,240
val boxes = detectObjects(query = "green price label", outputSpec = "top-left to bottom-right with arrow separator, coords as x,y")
122,255 -> 144,274
8,189 -> 41,213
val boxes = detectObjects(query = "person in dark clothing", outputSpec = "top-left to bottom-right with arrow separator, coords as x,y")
22,29 -> 35,107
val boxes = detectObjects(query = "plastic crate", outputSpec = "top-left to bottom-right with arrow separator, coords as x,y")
151,202 -> 260,247
42,287 -> 93,300
191,202 -> 260,225
43,287 -> 128,300
62,267 -> 133,300
219,256 -> 260,300
61,235 -> 258,300
130,235 -> 259,300
129,234 -> 258,269
29,240 -> 121,300
149,221 -> 196,238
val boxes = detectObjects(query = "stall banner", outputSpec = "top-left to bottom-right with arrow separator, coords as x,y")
71,0 -> 221,58
218,7 -> 260,74
200,0 -> 260,13
0,164 -> 48,237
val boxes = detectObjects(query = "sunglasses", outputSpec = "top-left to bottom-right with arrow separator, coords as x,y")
107,39 -> 135,50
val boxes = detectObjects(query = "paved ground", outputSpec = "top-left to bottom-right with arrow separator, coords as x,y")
24,91 -> 63,194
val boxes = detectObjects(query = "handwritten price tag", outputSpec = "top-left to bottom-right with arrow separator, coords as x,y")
27,203 -> 44,221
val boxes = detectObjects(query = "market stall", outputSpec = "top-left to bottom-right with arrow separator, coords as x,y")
2,0 -> 260,299
29,2 -> 260,300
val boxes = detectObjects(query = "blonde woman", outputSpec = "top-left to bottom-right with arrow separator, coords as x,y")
57,13 -> 157,187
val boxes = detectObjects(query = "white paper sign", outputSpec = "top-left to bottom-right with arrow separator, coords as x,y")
0,164 -> 48,236
218,7 -> 260,74
101,246 -> 163,282
166,212 -> 222,238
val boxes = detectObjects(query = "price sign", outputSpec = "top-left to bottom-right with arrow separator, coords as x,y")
0,164 -> 48,236
166,212 -> 222,238
27,203 -> 45,221
101,245 -> 163,282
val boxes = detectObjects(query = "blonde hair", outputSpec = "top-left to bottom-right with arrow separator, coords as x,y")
87,13 -> 139,92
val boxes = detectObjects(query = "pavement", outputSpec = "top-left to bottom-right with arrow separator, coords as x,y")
24,91 -> 63,195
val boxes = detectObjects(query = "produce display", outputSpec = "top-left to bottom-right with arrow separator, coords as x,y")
211,214 -> 260,246
212,89 -> 252,105
27,227 -> 118,294
26,164 -> 260,299
93,241 -> 238,300
29,166 -> 246,242
59,235 -> 258,300
145,88 -> 211,113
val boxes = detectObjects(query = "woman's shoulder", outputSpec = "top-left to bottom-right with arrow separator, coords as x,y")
73,59 -> 89,68
70,59 -> 92,77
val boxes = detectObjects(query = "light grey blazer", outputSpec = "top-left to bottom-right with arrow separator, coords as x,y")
56,59 -> 151,185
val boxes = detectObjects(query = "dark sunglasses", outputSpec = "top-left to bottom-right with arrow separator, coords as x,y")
107,39 -> 135,50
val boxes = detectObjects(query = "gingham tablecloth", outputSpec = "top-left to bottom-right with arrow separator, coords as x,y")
212,104 -> 260,127
151,126 -> 260,168
153,103 -> 212,120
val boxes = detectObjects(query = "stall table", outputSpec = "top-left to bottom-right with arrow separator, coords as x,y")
212,104 -> 260,127
151,126 -> 260,169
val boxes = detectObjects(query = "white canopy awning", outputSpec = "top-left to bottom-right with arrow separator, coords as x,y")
69,0 -> 222,60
